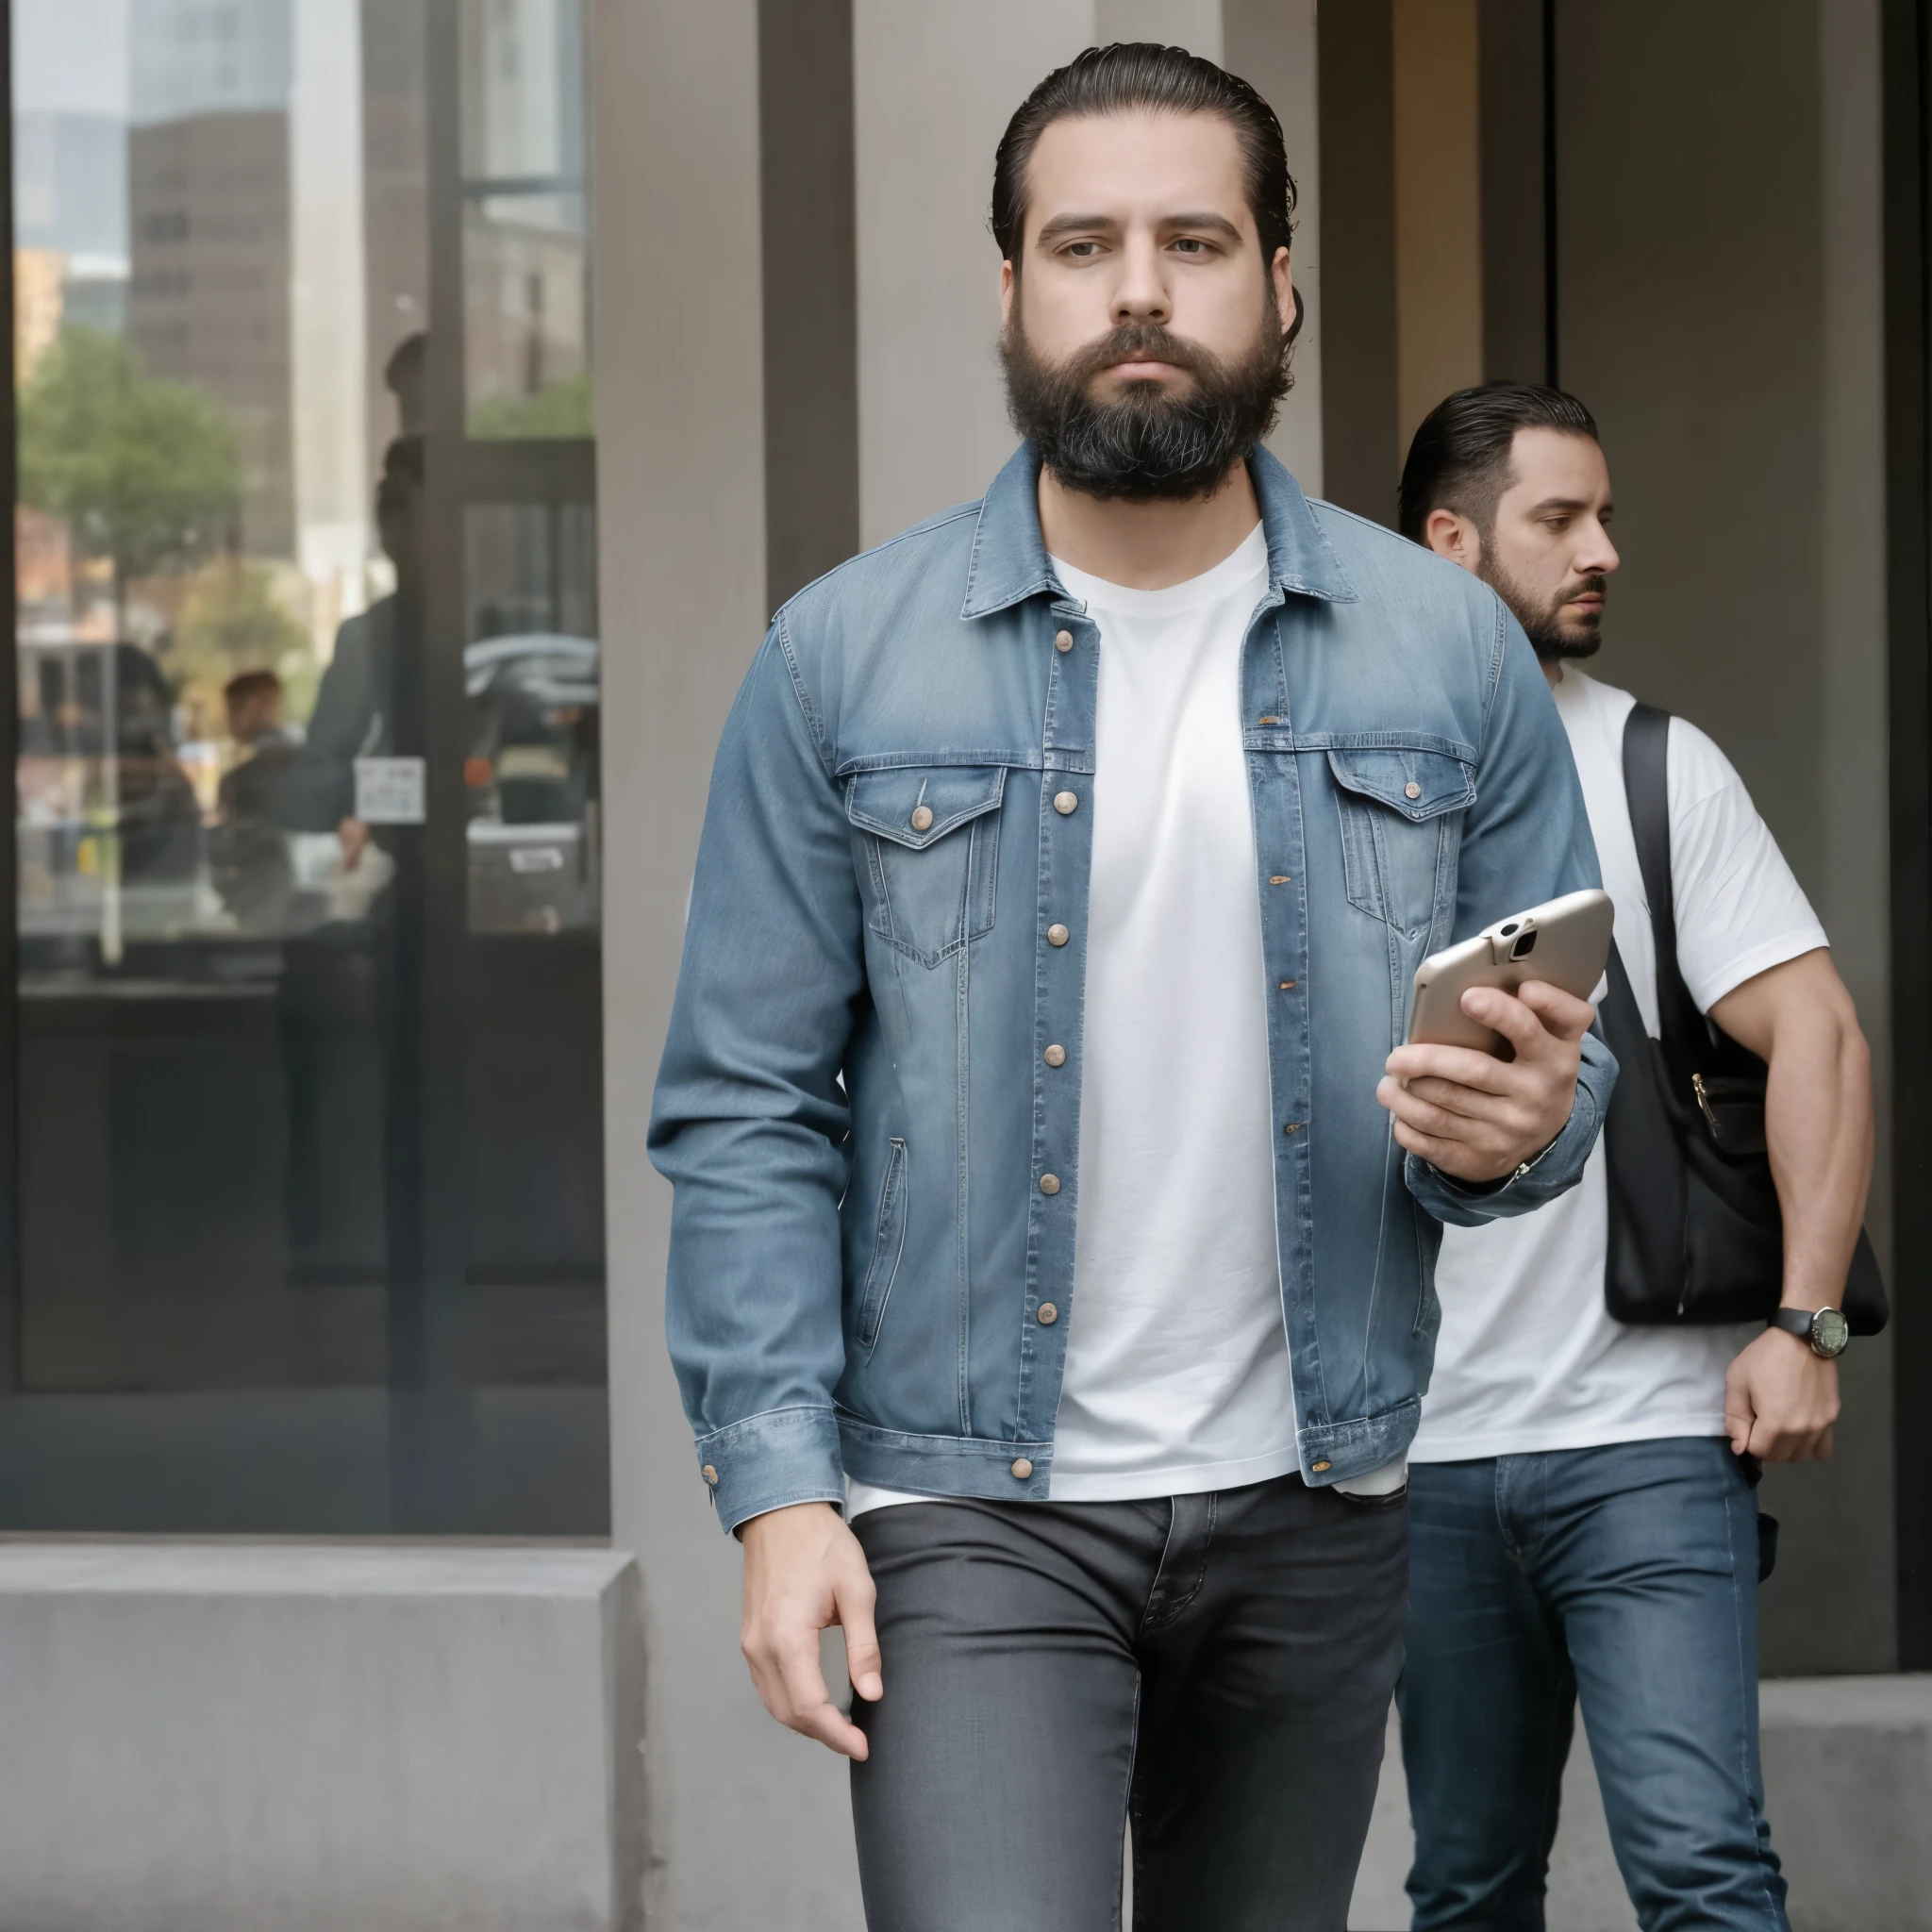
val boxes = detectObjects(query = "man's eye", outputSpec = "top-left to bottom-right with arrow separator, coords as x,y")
1062,241 -> 1102,258
1173,238 -> 1208,255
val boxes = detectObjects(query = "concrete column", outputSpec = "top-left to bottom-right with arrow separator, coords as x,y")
852,0 -> 1093,546
592,4 -> 864,1926
1224,0 -> 1324,496
1794,0 -> 1896,1669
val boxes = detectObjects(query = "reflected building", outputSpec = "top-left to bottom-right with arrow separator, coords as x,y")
125,0 -> 294,558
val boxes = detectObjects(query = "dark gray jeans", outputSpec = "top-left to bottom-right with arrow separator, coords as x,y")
849,1473 -> 1407,1931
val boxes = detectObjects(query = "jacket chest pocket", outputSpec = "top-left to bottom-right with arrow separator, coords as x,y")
846,764 -> 1006,966
1326,747 -> 1474,937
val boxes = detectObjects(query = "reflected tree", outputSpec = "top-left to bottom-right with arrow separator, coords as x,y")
18,325 -> 242,626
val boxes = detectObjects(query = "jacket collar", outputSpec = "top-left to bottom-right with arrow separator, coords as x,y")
959,441 -> 1358,620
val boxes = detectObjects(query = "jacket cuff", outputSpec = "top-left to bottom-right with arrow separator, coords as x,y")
1407,1028 -> 1617,1226
693,1406 -> 845,1537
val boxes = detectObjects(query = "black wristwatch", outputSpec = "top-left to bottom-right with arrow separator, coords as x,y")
1768,1307 -> 1850,1358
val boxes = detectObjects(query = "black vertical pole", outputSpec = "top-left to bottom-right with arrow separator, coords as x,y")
1541,0 -> 1559,388
1885,0 -> 1932,1671
387,0 -> 474,1531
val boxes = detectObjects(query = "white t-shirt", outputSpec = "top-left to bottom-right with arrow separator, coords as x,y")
848,524 -> 1312,1517
1408,668 -> 1829,1463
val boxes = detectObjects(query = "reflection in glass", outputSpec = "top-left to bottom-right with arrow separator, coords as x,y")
460,0 -> 590,440
6,0 -> 606,1532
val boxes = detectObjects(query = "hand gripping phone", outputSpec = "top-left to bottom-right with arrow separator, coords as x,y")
1406,888 -> 1614,1058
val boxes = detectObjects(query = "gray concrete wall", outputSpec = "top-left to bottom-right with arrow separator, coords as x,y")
592,4 -> 869,1927
0,1544 -> 641,1932
1553,0 -> 1896,1674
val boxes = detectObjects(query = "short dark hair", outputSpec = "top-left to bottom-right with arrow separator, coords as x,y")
224,667 -> 281,706
1398,381 -> 1600,542
991,43 -> 1296,272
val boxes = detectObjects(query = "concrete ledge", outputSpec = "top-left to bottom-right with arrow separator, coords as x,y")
1761,1674 -> 1932,1932
0,1542 -> 643,1932
1351,1675 -> 1932,1932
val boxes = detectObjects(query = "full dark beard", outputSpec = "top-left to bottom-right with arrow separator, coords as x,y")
1000,305 -> 1291,502
1488,563 -> 1607,663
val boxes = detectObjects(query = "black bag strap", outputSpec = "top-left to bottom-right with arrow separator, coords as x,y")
1621,702 -> 1707,1073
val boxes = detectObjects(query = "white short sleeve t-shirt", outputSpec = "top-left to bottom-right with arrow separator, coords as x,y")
847,524 -> 1313,1518
1408,668 -> 1830,1463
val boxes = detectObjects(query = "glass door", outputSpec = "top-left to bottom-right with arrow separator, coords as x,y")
2,0 -> 606,1533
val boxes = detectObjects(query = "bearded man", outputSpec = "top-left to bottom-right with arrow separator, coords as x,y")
650,43 -> 1616,1932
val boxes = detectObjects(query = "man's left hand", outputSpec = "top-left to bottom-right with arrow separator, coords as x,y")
1724,1325 -> 1839,1462
1377,980 -> 1594,1184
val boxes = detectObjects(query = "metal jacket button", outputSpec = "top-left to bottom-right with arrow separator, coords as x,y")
702,1465 -> 719,1485
1037,1303 -> 1058,1324
1047,924 -> 1070,947
910,805 -> 934,831
1011,1458 -> 1034,1479
1039,1174 -> 1060,1195
1311,1459 -> 1332,1474
1043,1043 -> 1066,1067
1405,781 -> 1422,800
1054,630 -> 1074,653
1053,791 -> 1078,815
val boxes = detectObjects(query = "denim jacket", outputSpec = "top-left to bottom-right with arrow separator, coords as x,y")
650,446 -> 1614,1533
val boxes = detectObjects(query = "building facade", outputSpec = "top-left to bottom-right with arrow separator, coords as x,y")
1,1 -> 1926,1927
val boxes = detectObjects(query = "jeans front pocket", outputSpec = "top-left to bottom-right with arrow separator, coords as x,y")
847,764 -> 1006,966
855,1138 -> 908,1353
1326,746 -> 1474,938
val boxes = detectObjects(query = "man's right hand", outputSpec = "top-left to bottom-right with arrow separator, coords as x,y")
740,1500 -> 883,1759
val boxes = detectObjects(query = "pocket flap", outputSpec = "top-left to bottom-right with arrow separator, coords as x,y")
1325,747 -> 1474,821
846,765 -> 1007,848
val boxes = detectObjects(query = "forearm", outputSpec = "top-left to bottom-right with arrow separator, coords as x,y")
1763,1011 -> 1871,1307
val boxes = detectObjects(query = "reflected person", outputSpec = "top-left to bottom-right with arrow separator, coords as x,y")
278,434 -> 424,875
211,668 -> 301,924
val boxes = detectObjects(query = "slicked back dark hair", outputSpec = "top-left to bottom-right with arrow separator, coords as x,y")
1399,381 -> 1600,542
991,42 -> 1295,273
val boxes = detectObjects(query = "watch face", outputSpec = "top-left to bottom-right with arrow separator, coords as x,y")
1811,1307 -> 1850,1357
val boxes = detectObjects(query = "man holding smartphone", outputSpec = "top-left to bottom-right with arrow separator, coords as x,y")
1401,381 -> 1873,1932
651,49 -> 1614,1930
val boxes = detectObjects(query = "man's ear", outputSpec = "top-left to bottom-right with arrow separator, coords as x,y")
999,258 -> 1014,330
1423,507 -> 1482,572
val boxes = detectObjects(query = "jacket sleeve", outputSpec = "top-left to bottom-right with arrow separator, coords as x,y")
647,618 -> 865,1532
1404,597 -> 1619,1227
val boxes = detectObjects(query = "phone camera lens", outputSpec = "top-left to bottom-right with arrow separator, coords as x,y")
1500,924 -> 1519,937
1510,929 -> 1539,960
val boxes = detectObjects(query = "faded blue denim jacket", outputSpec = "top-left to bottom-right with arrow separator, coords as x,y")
650,446 -> 1614,1533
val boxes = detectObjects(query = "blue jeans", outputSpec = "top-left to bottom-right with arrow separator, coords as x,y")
1400,1438 -> 1788,1931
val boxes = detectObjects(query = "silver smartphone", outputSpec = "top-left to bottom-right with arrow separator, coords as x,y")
1406,888 -> 1614,1057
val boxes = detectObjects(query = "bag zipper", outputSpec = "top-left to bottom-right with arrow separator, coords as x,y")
1691,1072 -> 1722,1141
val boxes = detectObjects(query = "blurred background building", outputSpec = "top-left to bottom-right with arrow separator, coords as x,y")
0,3 -> 1925,1929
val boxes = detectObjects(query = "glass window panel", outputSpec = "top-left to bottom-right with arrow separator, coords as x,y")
6,0 -> 606,1533
459,0 -> 590,439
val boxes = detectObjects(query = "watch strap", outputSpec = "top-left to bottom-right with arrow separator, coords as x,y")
1767,1307 -> 1815,1343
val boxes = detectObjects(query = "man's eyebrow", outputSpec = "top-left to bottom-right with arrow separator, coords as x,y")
1033,211 -> 1120,244
1525,494 -> 1595,514
1032,209 -> 1245,245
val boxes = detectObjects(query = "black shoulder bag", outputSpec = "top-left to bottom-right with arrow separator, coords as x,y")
1599,702 -> 1888,1334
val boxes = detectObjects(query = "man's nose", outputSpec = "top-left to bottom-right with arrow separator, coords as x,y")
1111,235 -> 1171,324
1577,519 -> 1621,577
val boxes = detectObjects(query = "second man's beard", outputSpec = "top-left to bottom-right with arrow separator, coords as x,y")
1486,563 -> 1609,663
1000,303 -> 1291,503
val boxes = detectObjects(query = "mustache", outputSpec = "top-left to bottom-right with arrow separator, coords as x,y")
1559,575 -> 1609,607
1062,321 -> 1211,385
